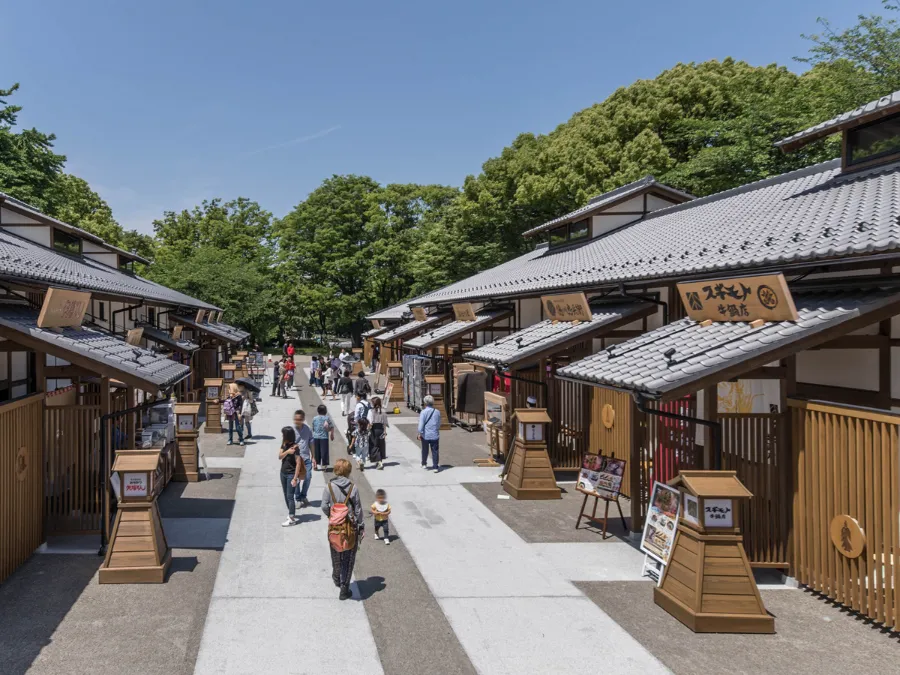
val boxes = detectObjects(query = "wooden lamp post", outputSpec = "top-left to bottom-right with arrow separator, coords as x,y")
100,449 -> 171,583
351,347 -> 364,375
204,377 -> 223,434
221,363 -> 236,385
173,402 -> 201,482
424,374 -> 452,429
235,351 -> 249,378
502,408 -> 561,500
655,470 -> 774,634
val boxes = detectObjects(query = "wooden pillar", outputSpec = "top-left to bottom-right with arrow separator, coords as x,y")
629,397 -> 643,533
100,376 -> 112,544
126,386 -> 136,447
879,318 -> 891,409
703,385 -> 717,470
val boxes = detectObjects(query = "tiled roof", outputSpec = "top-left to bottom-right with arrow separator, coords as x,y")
522,176 -> 694,238
0,229 -> 218,309
775,90 -> 900,151
366,300 -> 412,321
373,313 -> 450,343
557,289 -> 900,400
362,326 -> 389,338
411,159 -> 900,306
172,314 -> 249,344
136,323 -> 199,354
0,306 -> 190,390
464,302 -> 653,368
403,309 -> 513,350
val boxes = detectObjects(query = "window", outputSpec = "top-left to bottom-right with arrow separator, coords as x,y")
53,229 -> 81,255
548,219 -> 591,249
847,113 -> 900,167
97,301 -> 106,322
119,257 -> 134,273
147,307 -> 156,326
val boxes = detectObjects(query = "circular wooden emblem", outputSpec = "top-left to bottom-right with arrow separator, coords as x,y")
15,446 -> 28,481
601,404 -> 615,429
830,515 -> 865,558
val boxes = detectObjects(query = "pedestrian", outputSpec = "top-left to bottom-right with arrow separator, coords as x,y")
284,356 -> 296,392
371,342 -> 380,374
279,426 -> 305,527
329,365 -> 340,400
287,341 -> 295,359
370,489 -> 391,545
322,458 -> 364,600
225,383 -> 245,446
322,363 -> 334,398
330,354 -> 341,372
239,383 -> 256,440
339,347 -> 349,362
417,394 -> 441,471
312,404 -> 335,471
309,355 -> 320,386
350,417 -> 372,471
271,359 -> 281,397
292,409 -> 315,507
370,396 -> 389,470
337,369 -> 355,416
353,370 -> 371,399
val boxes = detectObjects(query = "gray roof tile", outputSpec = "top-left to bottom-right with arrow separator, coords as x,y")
373,313 -> 451,343
557,289 -> 900,398
135,322 -> 200,354
403,309 -> 513,350
172,315 -> 249,345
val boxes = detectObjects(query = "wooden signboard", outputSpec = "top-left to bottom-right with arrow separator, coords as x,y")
215,311 -> 223,322
126,327 -> 144,345
37,288 -> 91,329
372,319 -> 382,329
575,454 -> 628,538
677,273 -> 798,323
195,309 -> 206,323
412,307 -> 427,322
453,303 -> 477,322
541,292 -> 592,322
171,325 -> 183,341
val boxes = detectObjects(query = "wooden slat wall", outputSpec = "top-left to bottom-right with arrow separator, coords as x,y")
550,379 -> 588,470
0,394 -> 45,583
790,398 -> 900,629
589,388 -> 633,498
720,413 -> 790,566
44,404 -> 102,534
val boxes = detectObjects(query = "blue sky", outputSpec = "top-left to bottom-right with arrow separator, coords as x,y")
2,0 -> 886,233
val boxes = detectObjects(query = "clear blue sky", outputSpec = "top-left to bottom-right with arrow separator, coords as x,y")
3,0 -> 886,233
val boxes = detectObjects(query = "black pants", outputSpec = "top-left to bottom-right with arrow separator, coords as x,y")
271,375 -> 279,396
313,437 -> 330,466
330,536 -> 359,587
374,519 -> 390,538
371,423 -> 386,460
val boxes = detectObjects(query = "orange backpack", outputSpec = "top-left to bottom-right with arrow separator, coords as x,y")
327,482 -> 357,552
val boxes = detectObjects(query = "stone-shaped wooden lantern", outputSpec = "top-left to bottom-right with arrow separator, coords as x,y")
173,402 -> 202,482
351,347 -> 364,374
235,350 -> 249,378
100,449 -> 171,583
221,363 -> 237,384
655,470 -> 774,634
204,377 -> 223,434
424,374 -> 452,429
502,408 -> 561,500
387,361 -> 403,395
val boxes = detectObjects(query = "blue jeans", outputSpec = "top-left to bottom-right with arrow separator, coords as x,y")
280,471 -> 296,517
293,457 -> 313,501
228,416 -> 244,444
421,438 -> 439,468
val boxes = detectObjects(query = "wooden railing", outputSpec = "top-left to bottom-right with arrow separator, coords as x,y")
789,398 -> 900,629
0,394 -> 45,583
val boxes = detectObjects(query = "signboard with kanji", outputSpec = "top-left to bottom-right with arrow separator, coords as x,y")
411,307 -> 427,322
541,292 -> 592,322
126,327 -> 144,345
677,273 -> 798,323
37,288 -> 91,329
453,303 -> 477,322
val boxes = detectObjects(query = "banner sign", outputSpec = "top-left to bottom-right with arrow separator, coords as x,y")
576,454 -> 626,499
453,303 -> 477,322
125,327 -> 144,345
639,482 -> 681,565
383,381 -> 394,407
37,288 -> 91,329
411,307 -> 427,322
677,273 -> 798,323
541,292 -> 592,322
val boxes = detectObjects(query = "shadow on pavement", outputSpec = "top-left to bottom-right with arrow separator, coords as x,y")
355,575 -> 387,599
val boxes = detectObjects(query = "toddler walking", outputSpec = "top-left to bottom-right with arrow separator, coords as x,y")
371,489 -> 391,545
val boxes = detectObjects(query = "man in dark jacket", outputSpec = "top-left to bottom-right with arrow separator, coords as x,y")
353,371 -> 372,398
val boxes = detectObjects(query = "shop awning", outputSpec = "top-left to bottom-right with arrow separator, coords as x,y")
135,323 -> 199,355
373,313 -> 450,344
557,289 -> 900,402
0,306 -> 190,392
464,301 -> 655,369
172,315 -> 249,345
403,309 -> 514,350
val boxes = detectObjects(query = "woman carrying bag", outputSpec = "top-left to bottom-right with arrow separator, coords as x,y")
322,459 -> 364,600
370,396 -> 389,470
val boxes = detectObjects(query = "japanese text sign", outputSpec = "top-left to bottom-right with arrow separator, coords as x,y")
453,303 -> 477,322
702,498 -> 734,528
123,472 -> 148,497
677,273 -> 798,323
37,288 -> 91,329
411,307 -> 427,322
126,327 -> 144,346
541,292 -> 592,322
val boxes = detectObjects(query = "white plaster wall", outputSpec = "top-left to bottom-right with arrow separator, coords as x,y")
796,349 -> 880,391
601,195 -> 644,214
590,212 -> 639,239
2,223 -> 51,247
646,194 -> 678,211
0,206 -> 40,224
82,240 -> 106,253
10,351 -> 27,380
519,298 -> 542,329
84,251 -> 118,268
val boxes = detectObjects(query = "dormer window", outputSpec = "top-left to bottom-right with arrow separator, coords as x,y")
846,112 -> 900,168
119,257 -> 134,273
52,229 -> 81,256
548,218 -> 590,249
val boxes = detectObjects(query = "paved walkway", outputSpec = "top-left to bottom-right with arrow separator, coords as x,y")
194,371 -> 667,674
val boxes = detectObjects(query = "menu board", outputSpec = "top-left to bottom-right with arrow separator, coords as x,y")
639,482 -> 681,565
576,454 -> 625,499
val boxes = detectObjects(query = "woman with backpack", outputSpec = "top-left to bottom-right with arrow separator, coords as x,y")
225,383 -> 245,446
322,458 -> 364,600
337,369 -> 355,416
239,383 -> 256,440
369,396 -> 389,470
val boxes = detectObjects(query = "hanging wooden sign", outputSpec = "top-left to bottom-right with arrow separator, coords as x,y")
678,273 -> 798,323
412,307 -> 427,322
215,310 -> 223,323
453,303 -> 477,322
126,327 -> 144,345
37,288 -> 91,329
541,292 -> 592,322
372,319 -> 383,329
195,309 -> 206,323
171,325 -> 184,340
